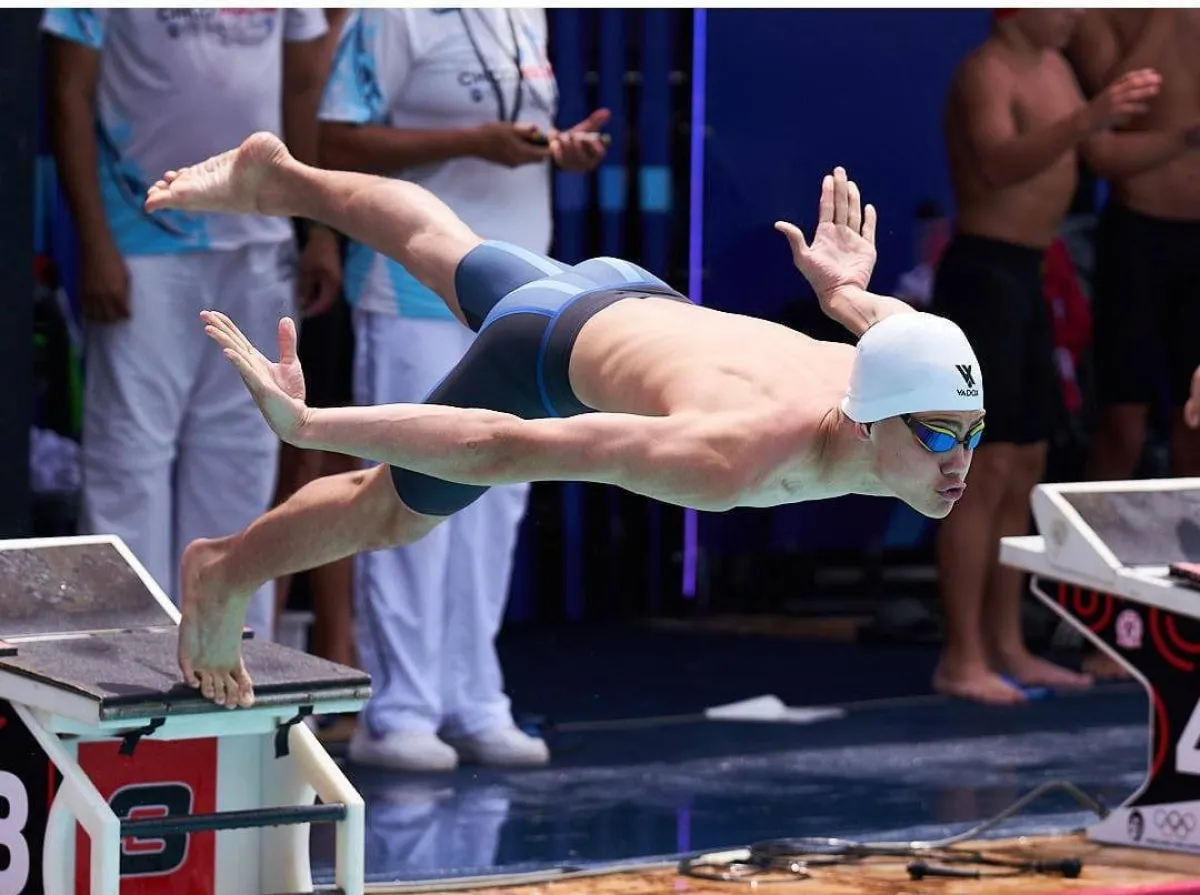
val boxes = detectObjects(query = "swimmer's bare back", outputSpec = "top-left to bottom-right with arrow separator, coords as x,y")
565,297 -> 854,419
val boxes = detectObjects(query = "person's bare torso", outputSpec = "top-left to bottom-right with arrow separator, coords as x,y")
947,42 -> 1084,247
1103,10 -> 1200,219
566,296 -> 857,507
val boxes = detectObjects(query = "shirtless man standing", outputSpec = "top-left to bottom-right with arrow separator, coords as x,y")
930,9 -> 1160,704
144,133 -> 986,710
1070,11 -> 1200,481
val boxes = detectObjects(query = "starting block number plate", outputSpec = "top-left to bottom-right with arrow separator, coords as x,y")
0,700 -> 218,895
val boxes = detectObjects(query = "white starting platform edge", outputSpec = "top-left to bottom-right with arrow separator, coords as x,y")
1001,478 -> 1200,856
0,535 -> 370,895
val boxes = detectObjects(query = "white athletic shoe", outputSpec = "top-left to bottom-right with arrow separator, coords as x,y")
348,727 -> 459,772
445,726 -> 551,767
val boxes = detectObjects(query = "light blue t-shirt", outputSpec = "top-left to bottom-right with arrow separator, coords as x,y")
41,8 -> 328,256
318,8 -> 557,320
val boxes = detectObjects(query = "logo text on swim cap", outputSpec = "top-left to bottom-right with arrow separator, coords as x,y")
955,363 -> 979,397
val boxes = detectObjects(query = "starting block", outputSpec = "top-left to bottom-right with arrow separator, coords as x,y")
1001,479 -> 1200,857
0,535 -> 371,895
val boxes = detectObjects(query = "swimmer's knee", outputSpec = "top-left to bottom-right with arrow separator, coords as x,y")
357,464 -> 444,549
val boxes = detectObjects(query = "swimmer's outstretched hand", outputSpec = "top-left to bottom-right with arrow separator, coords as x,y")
776,166 -> 878,303
201,310 -> 311,443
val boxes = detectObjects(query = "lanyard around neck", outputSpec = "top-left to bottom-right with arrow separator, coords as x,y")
457,9 -> 524,123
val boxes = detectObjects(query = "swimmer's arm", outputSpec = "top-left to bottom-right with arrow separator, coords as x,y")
955,56 -> 1095,190
294,405 -> 752,511
824,286 -> 917,339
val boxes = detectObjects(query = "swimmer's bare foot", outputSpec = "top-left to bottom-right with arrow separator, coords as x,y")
1001,650 -> 1094,691
933,661 -> 1028,705
145,132 -> 297,218
179,538 -> 256,709
1081,651 -> 1132,680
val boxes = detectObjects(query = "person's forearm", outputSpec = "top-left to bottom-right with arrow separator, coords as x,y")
318,122 -> 483,174
294,403 -> 526,485
282,50 -> 324,168
825,286 -> 917,338
1086,128 -> 1194,180
283,90 -> 322,168
49,91 -> 113,248
977,109 -> 1095,190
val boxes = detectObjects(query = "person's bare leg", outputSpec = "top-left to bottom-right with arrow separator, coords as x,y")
272,442 -> 325,622
309,451 -> 361,668
180,462 -> 442,709
145,133 -> 483,325
1082,404 -> 1148,680
987,442 -> 1093,690
1087,404 -> 1148,480
932,444 -> 1027,705
1169,406 -> 1200,476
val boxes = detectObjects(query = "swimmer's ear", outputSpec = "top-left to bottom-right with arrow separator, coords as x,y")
855,421 -> 873,443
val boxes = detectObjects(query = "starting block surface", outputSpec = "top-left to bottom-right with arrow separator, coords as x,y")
0,630 -> 370,721
0,538 -> 178,637
0,535 -> 368,895
1001,478 -> 1200,858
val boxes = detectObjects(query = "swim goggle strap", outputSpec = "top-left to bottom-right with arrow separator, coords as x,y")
901,414 -> 984,453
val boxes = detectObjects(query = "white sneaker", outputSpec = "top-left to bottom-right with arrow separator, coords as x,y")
446,726 -> 551,767
348,727 -> 458,772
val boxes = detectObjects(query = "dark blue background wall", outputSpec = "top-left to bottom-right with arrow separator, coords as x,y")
702,9 -> 992,320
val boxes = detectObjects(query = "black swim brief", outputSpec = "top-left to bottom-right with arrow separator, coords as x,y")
930,233 -> 1058,446
390,241 -> 690,516
1092,201 -> 1200,408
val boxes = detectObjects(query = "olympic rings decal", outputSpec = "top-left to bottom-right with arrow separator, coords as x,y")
1154,809 -> 1197,840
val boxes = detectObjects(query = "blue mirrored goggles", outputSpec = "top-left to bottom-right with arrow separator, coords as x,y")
901,414 -> 984,453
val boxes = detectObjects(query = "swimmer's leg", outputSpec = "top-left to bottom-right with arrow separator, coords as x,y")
145,133 -> 485,327
179,463 -> 442,709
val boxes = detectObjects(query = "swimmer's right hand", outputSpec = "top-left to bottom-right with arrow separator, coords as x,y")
1086,68 -> 1162,132
470,122 -> 553,168
200,311 -> 311,444
80,237 -> 131,324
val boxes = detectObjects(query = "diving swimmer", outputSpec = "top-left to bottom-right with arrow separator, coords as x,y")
143,132 -> 985,709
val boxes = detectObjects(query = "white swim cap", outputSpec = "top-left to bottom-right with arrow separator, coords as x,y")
841,311 -> 983,423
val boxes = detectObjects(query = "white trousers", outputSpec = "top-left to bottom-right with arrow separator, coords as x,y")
79,242 -> 295,640
352,311 -> 531,738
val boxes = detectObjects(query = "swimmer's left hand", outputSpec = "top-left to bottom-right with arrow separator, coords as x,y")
551,108 -> 610,172
776,166 -> 878,301
297,225 -> 342,318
